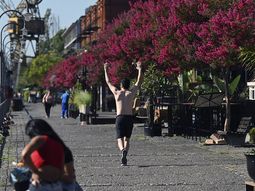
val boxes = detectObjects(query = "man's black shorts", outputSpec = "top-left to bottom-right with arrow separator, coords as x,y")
115,115 -> 134,139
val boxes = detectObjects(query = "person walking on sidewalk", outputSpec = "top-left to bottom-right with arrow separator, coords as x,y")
104,61 -> 143,166
42,89 -> 54,118
61,90 -> 70,118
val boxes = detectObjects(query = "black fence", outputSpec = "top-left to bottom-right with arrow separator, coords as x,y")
0,99 -> 11,125
148,93 -> 255,137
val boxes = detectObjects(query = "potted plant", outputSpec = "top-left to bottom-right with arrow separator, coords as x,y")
141,64 -> 165,137
73,91 -> 92,108
71,91 -> 92,121
245,148 -> 255,180
244,127 -> 255,180
248,128 -> 255,144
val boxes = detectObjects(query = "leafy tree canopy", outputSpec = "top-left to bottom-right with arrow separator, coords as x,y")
19,52 -> 63,87
39,29 -> 65,54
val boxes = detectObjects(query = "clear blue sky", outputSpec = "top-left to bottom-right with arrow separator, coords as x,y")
4,0 -> 97,29
39,0 -> 97,29
0,0 -> 97,56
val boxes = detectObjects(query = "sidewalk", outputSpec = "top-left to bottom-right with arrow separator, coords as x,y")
0,102 -> 252,191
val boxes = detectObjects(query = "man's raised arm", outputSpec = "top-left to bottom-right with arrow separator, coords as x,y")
134,61 -> 143,87
104,63 -> 117,94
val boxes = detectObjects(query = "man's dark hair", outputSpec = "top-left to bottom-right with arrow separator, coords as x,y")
120,78 -> 130,90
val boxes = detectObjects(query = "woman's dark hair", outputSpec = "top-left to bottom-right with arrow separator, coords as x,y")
25,118 -> 73,163
64,146 -> 74,163
25,118 -> 65,146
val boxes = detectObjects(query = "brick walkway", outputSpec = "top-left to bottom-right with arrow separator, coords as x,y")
0,102 -> 252,191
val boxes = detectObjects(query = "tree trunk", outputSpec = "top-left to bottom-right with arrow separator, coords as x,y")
224,68 -> 231,132
147,96 -> 154,127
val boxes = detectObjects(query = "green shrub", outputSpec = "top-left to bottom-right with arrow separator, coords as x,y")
249,127 -> 255,144
23,90 -> 30,102
73,91 -> 92,107
0,134 -> 4,144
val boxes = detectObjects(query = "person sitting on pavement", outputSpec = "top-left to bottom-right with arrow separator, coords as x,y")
21,118 -> 65,191
104,60 -> 143,166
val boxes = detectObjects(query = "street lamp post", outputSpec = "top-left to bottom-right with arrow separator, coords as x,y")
1,22 -> 15,50
3,40 -> 11,52
0,34 -> 10,84
0,24 -> 10,102
0,22 -> 17,101
3,42 -> 13,71
2,33 -> 10,50
0,10 -> 23,20
0,9 -> 24,102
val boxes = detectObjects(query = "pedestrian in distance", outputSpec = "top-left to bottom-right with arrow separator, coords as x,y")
104,60 -> 143,166
42,89 -> 54,118
21,118 -> 65,191
79,104 -> 90,126
61,90 -> 70,119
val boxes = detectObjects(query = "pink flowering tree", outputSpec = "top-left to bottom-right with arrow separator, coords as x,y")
80,50 -> 98,86
43,0 -> 255,132
150,0 -> 255,131
195,0 -> 255,131
43,56 -> 81,89
92,0 -> 169,85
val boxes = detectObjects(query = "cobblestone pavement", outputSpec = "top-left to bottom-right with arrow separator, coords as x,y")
0,103 -> 252,191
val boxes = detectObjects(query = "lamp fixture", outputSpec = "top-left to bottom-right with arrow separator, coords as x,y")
25,0 -> 43,6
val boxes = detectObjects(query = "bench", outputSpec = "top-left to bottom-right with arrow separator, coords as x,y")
235,117 -> 253,134
218,117 -> 254,146
245,181 -> 255,191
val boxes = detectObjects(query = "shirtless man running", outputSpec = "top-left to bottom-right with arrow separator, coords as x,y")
104,61 -> 143,166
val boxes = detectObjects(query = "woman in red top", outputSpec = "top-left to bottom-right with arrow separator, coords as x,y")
21,119 -> 65,191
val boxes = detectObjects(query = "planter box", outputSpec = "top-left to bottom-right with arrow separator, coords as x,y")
144,123 -> 162,137
12,99 -> 23,111
69,110 -> 79,119
245,153 -> 255,180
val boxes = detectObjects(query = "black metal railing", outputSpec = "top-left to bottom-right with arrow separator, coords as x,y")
0,99 -> 11,125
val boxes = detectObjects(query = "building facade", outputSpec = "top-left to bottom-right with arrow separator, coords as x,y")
63,0 -> 130,112
62,16 -> 84,53
64,0 -> 130,52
